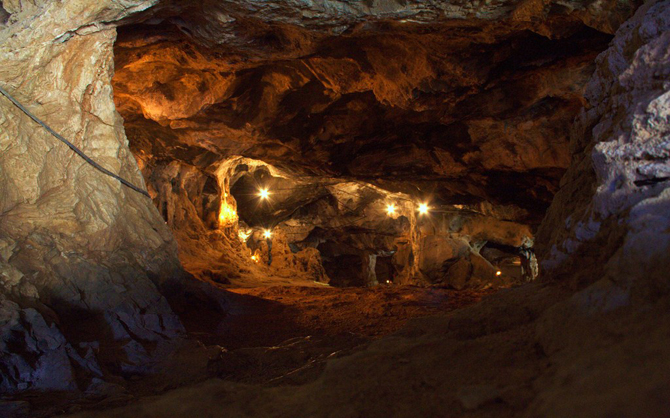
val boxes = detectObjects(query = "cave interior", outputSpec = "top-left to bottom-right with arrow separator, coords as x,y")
0,0 -> 669,417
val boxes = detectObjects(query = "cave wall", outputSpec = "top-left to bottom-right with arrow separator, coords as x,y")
0,0 -> 200,393
536,0 -> 670,301
137,155 -> 333,286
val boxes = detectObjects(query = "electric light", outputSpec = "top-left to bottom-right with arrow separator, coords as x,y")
218,201 -> 238,225
386,203 -> 396,216
238,230 -> 251,242
251,255 -> 259,262
496,270 -> 502,276
263,229 -> 272,239
258,188 -> 270,200
417,202 -> 430,215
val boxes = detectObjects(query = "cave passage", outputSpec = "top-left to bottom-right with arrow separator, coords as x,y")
108,5 -> 610,364
3,0 -> 668,416
114,12 -> 605,292
109,11 -> 573,388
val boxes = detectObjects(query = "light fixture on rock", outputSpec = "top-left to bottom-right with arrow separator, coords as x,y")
263,229 -> 272,239
219,200 -> 238,225
238,230 -> 251,242
386,203 -> 396,216
496,270 -> 502,276
258,187 -> 270,200
417,202 -> 430,215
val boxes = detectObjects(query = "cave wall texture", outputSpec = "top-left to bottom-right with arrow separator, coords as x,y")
1,0 -> 669,413
107,0 -> 639,290
537,0 -> 670,300
112,0 -> 626,225
0,0 -> 220,393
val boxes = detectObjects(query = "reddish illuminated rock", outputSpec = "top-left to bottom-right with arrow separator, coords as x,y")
111,0 -> 639,224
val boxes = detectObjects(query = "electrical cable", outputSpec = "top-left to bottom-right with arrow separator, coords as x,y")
0,84 -> 150,198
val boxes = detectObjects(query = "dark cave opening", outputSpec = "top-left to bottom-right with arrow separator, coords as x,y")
0,3 -> 9,26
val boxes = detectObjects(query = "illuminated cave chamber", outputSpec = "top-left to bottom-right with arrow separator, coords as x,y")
139,149 -> 538,289
113,15 -> 613,289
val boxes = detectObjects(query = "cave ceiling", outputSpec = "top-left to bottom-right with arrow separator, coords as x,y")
112,0 -> 637,224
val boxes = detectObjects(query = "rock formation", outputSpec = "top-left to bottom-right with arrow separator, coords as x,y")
105,0 -> 639,291
113,2 -> 618,224
0,0 -> 224,394
537,0 -> 670,298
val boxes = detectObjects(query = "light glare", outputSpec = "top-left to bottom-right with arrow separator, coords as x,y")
218,201 -> 238,225
386,203 -> 396,216
418,203 -> 429,215
263,229 -> 272,239
258,188 -> 270,200
496,270 -> 502,276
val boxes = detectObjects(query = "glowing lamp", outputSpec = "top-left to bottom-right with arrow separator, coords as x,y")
219,201 -> 238,225
263,229 -> 272,239
251,255 -> 259,262
496,271 -> 502,276
258,188 -> 270,200
417,203 -> 430,215
386,204 -> 396,216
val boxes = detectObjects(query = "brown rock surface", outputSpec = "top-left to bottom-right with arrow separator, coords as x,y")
0,0 -> 225,393
110,0 -> 640,225
113,25 -> 600,223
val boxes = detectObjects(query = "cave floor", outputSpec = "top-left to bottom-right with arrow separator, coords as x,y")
16,280 -> 669,418
181,284 -> 496,386
6,285 -> 494,417
213,285 -> 494,349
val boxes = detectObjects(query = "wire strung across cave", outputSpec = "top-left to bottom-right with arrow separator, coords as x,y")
0,84 -> 150,198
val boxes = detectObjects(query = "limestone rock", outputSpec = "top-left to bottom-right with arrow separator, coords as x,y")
0,0 -> 226,393
445,258 -> 473,290
536,0 -> 670,300
111,0 -> 639,224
